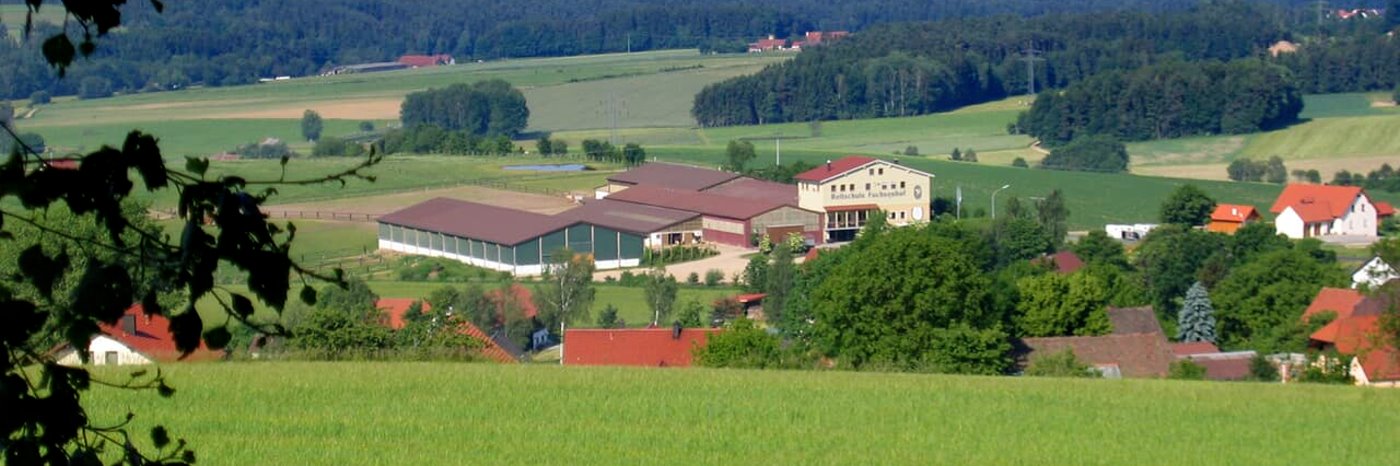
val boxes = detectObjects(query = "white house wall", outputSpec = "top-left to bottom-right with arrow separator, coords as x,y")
1333,195 -> 1378,237
56,335 -> 154,366
1352,257 -> 1398,289
1275,208 -> 1306,239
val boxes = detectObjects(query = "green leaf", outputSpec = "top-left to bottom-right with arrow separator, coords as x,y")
157,381 -> 175,398
18,245 -> 67,299
299,285 -> 317,306
124,131 -> 168,191
230,294 -> 255,318
168,308 -> 203,355
184,156 -> 209,177
40,34 -> 75,73
202,327 -> 231,351
150,426 -> 170,449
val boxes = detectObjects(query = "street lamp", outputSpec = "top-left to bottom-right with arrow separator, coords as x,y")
991,184 -> 1011,219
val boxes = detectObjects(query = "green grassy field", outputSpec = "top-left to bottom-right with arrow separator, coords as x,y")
14,50 -> 787,156
1130,93 -> 1400,169
82,362 -> 1400,465
130,155 -> 617,210
0,4 -> 65,40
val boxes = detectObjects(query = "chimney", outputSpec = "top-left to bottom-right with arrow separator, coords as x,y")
1232,208 -> 1239,217
121,315 -> 137,335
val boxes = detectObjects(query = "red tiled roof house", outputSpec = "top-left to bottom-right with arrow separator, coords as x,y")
1206,203 -> 1260,234
54,305 -> 223,366
1301,287 -> 1400,386
564,328 -> 721,367
377,299 -> 521,363
1271,185 -> 1379,239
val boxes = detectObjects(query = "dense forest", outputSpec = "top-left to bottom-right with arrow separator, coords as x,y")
691,1 -> 1399,128
1017,60 -> 1304,145
0,0 -> 1350,100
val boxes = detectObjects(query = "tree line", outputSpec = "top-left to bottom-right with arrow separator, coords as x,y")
0,0 -> 1317,100
1017,60 -> 1303,146
691,1 -> 1396,129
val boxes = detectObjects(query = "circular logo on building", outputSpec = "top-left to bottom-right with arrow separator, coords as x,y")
912,207 -> 924,221
913,185 -> 923,200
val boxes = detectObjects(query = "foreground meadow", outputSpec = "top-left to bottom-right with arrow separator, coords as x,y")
86,362 -> 1400,465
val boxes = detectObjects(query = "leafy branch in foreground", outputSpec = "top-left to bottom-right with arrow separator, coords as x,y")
1,120 -> 381,464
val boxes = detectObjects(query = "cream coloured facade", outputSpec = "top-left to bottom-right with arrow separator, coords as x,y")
796,158 -> 933,242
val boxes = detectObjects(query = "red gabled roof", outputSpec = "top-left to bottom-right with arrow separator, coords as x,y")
749,38 -> 787,49
397,54 -> 452,67
734,293 -> 766,304
1302,288 -> 1364,322
564,328 -> 721,367
376,299 -> 519,364
1209,204 -> 1259,223
1376,201 -> 1395,218
606,185 -> 800,220
1035,251 -> 1085,274
1270,184 -> 1365,219
1284,202 -> 1338,224
794,156 -> 878,182
97,305 -> 222,362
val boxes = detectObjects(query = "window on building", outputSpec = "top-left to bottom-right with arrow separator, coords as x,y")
830,185 -> 836,192
900,212 -> 906,219
869,168 -> 874,175
865,183 -> 871,191
104,351 -> 118,365
878,168 -> 884,175
900,181 -> 906,189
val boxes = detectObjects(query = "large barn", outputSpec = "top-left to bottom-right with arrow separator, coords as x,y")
378,198 -> 646,275
604,185 -> 822,247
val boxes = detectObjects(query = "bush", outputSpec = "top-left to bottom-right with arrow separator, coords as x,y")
694,319 -> 782,369
1227,159 -> 1267,182
704,269 -> 725,286
1011,157 -> 1029,168
1040,135 -> 1128,172
29,90 -> 51,105
903,145 -> 919,156
1168,360 -> 1208,380
359,121 -> 375,132
235,138 -> 295,159
686,272 -> 700,285
1025,349 -> 1097,378
596,304 -> 624,328
312,137 -> 366,157
78,76 -> 114,99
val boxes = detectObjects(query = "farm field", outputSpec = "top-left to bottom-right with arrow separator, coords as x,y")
13,50 -> 788,156
1131,93 -> 1400,180
83,362 -> 1400,465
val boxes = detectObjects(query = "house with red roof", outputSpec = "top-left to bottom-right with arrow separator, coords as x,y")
747,35 -> 790,52
1033,250 -> 1085,274
795,156 -> 934,243
54,305 -> 223,366
377,298 -> 521,363
1206,203 -> 1260,234
1270,184 -> 1379,239
564,328 -> 721,367
790,31 -> 849,50
1300,286 -> 1400,386
397,54 -> 454,68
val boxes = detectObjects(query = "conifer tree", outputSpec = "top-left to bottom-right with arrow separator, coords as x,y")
1178,281 -> 1218,344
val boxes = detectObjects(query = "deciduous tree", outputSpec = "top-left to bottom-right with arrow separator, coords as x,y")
535,249 -> 596,347
725,140 -> 756,172
1213,249 -> 1346,351
1015,272 -> 1112,337
642,266 -> 678,326
1159,184 -> 1215,226
301,109 -> 324,142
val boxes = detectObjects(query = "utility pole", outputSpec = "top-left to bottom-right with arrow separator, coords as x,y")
774,133 -> 781,166
1020,41 -> 1044,96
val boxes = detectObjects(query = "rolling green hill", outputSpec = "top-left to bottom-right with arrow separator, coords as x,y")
84,362 -> 1400,465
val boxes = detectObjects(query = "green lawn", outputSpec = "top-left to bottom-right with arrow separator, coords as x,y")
14,50 -> 787,156
82,362 -> 1400,465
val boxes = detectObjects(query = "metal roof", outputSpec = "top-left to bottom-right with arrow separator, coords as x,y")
378,197 -> 578,246
555,199 -> 700,235
607,162 -> 740,191
606,185 -> 802,220
703,177 -> 798,205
